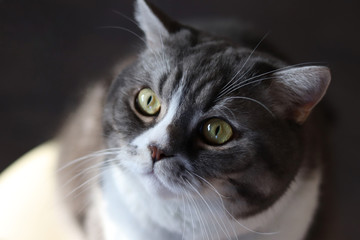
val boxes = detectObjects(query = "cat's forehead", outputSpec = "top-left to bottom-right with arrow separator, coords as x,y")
141,42 -> 266,102
143,30 -> 254,71
129,30 -> 284,128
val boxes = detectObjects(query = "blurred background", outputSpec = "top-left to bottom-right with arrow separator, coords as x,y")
0,0 -> 359,238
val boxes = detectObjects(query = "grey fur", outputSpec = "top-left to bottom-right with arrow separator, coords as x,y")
58,0 -> 331,239
103,2 -> 330,218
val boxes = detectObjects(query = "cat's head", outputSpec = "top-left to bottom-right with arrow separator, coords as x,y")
103,0 -> 330,218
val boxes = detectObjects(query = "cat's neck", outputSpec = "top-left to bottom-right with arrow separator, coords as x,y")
96,165 -> 321,240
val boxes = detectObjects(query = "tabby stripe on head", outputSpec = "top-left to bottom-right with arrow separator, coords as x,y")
194,80 -> 223,112
159,66 -> 184,97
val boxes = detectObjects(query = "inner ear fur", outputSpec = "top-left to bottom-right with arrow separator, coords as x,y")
134,0 -> 181,48
269,66 -> 331,124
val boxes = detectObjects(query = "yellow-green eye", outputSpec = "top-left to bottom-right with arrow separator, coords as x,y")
202,118 -> 233,145
136,88 -> 161,115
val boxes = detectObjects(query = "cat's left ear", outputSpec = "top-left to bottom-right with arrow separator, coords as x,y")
135,0 -> 181,48
270,66 -> 331,124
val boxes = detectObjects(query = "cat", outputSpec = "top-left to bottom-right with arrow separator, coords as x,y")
56,0 -> 331,239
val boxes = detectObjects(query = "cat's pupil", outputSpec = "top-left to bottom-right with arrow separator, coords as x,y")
147,96 -> 153,105
215,126 -> 221,136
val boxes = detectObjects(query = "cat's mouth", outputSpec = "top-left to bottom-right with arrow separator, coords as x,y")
142,169 -> 178,198
139,159 -> 189,198
119,145 -> 195,198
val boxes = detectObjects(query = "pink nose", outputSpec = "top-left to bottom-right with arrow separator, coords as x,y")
149,145 -> 166,162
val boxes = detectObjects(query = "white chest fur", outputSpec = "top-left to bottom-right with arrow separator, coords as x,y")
99,165 -> 321,240
100,166 -> 183,240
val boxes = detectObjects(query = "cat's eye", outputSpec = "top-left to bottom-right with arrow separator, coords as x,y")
202,118 -> 233,145
136,88 -> 161,116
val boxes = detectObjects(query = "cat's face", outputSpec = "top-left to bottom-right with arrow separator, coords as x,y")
102,0 -> 330,219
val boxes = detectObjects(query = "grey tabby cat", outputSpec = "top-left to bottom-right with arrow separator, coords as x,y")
57,0 -> 331,239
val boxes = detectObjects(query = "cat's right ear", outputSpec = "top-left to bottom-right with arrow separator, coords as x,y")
135,0 -> 181,49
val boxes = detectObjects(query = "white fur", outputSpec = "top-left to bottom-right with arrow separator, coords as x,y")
239,170 -> 321,240
101,164 -> 321,240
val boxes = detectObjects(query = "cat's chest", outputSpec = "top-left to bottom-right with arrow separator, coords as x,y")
99,166 -> 237,240
97,165 -> 321,240
99,166 -> 185,240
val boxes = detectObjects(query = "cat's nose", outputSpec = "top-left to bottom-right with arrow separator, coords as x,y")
149,145 -> 167,162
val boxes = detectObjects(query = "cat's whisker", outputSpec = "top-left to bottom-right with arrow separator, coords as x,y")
216,75 -> 274,101
217,63 -> 253,101
225,62 -> 326,100
60,157 -> 118,192
111,8 -> 170,72
157,28 -> 171,73
214,76 -> 278,108
188,203 -> 196,240
186,171 -> 235,239
97,25 -> 165,68
212,104 -> 236,120
112,10 -> 140,28
210,186 -> 280,236
98,26 -> 147,45
186,170 -> 228,199
216,61 -> 323,102
243,62 -> 323,82
65,160 -> 114,203
229,76 -> 276,94
209,195 -> 234,240
223,206 -> 279,236
182,179 -> 211,240
180,185 -> 196,240
63,159 -> 116,201
185,178 -> 234,240
186,171 -> 237,239
60,162 -> 104,190
217,57 -> 271,100
224,96 -> 275,117
63,172 -> 101,201
217,32 -> 270,99
74,188 -> 96,217
201,191 -> 233,240
57,148 -> 121,173
185,171 -> 278,236
210,195 -> 240,240
180,190 -> 186,240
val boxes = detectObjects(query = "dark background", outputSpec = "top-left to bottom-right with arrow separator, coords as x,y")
1,0 -> 359,238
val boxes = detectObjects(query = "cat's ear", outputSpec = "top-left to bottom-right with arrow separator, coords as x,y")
135,0 -> 181,49
270,66 -> 331,124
